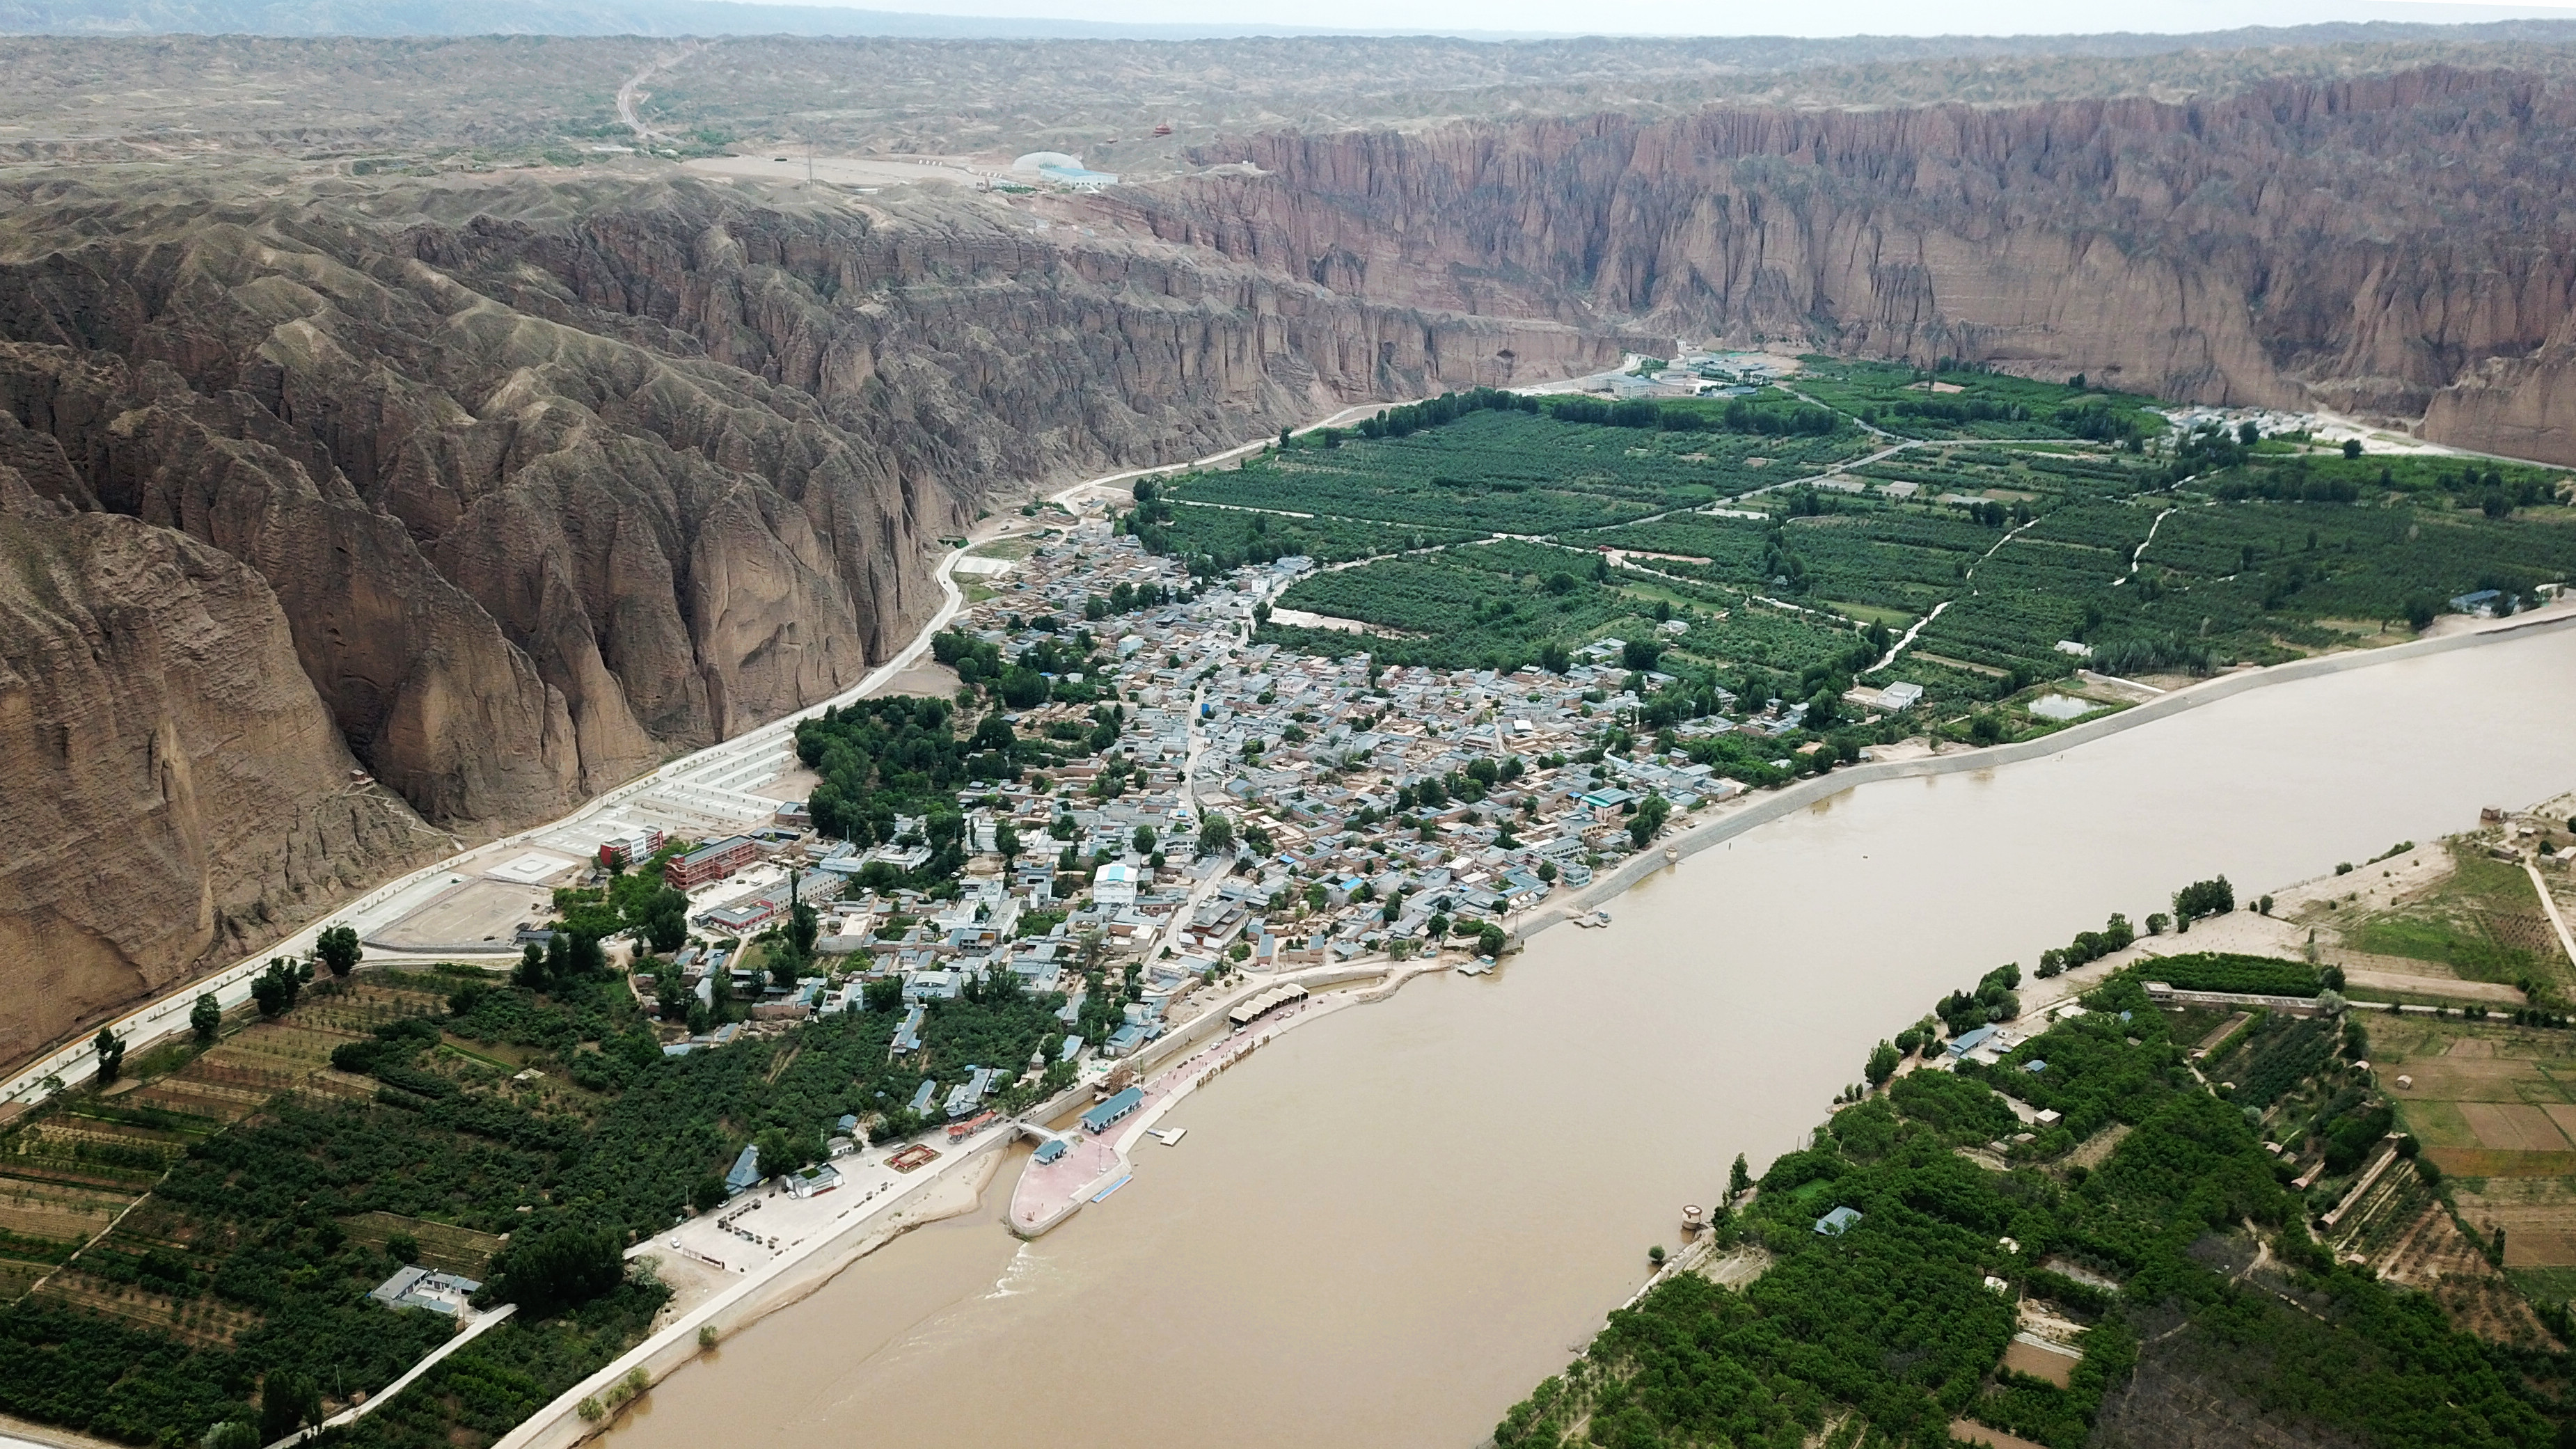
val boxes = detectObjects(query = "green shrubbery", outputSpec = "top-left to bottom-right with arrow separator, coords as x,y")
2134,952 -> 2321,997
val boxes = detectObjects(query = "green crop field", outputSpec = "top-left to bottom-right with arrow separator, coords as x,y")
1162,408 -> 1868,536
1121,364 -> 2574,758
1788,358 -> 2167,442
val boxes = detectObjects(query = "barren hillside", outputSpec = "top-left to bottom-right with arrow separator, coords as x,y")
5,26 -> 2576,1066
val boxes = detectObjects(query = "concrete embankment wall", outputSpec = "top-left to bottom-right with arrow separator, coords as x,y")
1519,607 -> 2576,949
1128,962 -> 1391,1077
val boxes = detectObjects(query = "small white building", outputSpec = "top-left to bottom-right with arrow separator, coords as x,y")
1093,862 -> 1140,908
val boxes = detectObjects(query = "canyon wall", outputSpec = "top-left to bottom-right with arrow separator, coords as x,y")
0,172 -> 1622,1066
1128,66 -> 2576,459
0,447 -> 437,1058
29,57 -> 2576,1062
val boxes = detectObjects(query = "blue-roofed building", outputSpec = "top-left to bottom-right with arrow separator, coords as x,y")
1103,1023 -> 1149,1058
1081,1086 -> 1144,1134
1032,1137 -> 1069,1166
1815,1206 -> 1863,1236
1945,1024 -> 2000,1058
724,1144 -> 762,1196
2023,1059 -> 2048,1074
1577,788 -> 1636,818
892,1003 -> 926,1054
908,1079 -> 938,1115
1058,1034 -> 1085,1063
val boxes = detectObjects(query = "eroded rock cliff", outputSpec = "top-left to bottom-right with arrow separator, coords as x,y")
0,443 -> 437,1060
0,170 -> 1624,1061
1130,66 -> 2576,459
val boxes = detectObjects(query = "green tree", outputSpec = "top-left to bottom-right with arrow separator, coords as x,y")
1476,923 -> 1506,958
995,821 -> 1020,867
789,898 -> 821,961
2172,876 -> 2236,929
250,958 -> 303,1018
1627,793 -> 1672,849
2341,437 -> 2363,459
863,976 -> 904,1013
315,924 -> 362,977
1728,1153 -> 1752,1199
1133,824 -> 1157,855
654,966 -> 693,1021
1539,641 -> 1571,674
487,1221 -> 626,1319
1865,1039 -> 1900,1088
93,1025 -> 125,1085
754,1127 -> 794,1175
259,1370 -> 321,1442
640,891 -> 690,952
514,940 -> 549,992
189,992 -> 222,1045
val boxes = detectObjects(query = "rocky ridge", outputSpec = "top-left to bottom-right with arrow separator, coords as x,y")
0,169 -> 1622,1068
1121,65 -> 2576,460
0,440 -> 438,1059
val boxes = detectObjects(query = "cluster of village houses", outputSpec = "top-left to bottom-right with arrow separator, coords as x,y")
629,521 -> 1850,1095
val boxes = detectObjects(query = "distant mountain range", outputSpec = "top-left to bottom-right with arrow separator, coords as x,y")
4,0 -> 2576,40
6,0 -> 1492,36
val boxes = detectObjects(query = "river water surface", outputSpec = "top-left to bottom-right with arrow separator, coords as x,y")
609,624 -> 2576,1449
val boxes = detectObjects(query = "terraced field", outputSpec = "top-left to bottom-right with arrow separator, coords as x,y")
0,979 -> 450,1315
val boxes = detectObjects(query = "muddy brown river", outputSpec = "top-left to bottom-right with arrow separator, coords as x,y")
608,622 -> 2576,1449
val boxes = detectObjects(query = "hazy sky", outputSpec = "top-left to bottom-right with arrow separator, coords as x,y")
783,0 -> 2576,36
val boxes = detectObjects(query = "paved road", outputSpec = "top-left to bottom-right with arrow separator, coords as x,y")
615,49 -> 699,144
